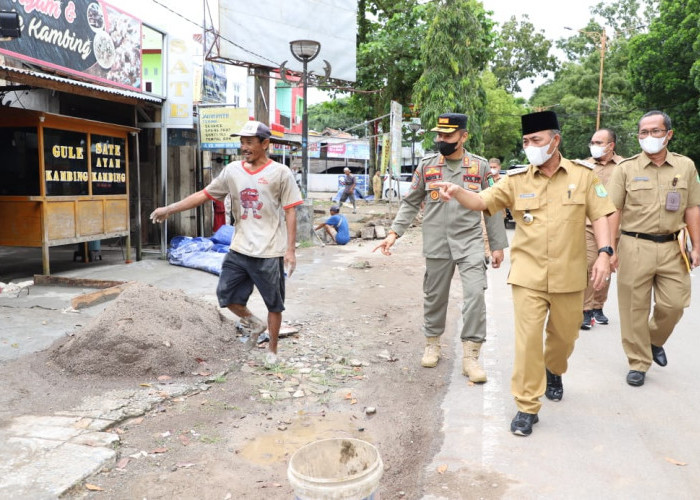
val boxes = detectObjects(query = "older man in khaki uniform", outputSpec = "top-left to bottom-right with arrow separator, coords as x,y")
608,110 -> 700,388
434,111 -> 615,436
374,113 -> 508,384
580,128 -> 624,330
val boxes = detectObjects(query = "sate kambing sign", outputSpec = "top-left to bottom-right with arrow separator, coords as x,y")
0,0 -> 142,90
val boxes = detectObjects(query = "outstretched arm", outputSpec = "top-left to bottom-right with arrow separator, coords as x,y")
431,182 -> 487,211
150,191 -> 210,223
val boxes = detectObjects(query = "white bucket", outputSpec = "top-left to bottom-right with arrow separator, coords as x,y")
287,437 -> 383,500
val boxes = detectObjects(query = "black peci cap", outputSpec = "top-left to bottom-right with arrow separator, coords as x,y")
521,111 -> 560,135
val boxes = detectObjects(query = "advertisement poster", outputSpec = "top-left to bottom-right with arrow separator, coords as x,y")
0,0 -> 142,90
198,106 -> 249,149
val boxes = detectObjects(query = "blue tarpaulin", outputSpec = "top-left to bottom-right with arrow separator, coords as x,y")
167,224 -> 234,275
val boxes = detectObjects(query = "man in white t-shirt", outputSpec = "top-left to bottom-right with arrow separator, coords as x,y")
150,121 -> 303,364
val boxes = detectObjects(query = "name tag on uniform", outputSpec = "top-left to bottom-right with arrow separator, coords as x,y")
424,166 -> 443,182
633,176 -> 649,182
519,193 -> 535,198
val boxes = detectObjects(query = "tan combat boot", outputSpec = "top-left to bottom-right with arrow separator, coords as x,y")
421,336 -> 441,368
462,341 -> 487,383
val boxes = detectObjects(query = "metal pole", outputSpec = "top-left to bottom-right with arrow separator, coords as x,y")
596,28 -> 606,130
411,131 -> 416,172
301,60 -> 309,198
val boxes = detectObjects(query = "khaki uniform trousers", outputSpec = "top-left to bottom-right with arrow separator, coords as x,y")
511,285 -> 583,414
617,235 -> 690,371
423,253 -> 487,343
583,226 -> 611,310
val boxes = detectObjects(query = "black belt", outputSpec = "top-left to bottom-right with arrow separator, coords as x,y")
621,230 -> 680,243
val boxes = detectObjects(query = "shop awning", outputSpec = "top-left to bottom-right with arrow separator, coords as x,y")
0,64 -> 163,106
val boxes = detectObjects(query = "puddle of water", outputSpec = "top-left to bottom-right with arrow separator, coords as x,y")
239,412 -> 373,465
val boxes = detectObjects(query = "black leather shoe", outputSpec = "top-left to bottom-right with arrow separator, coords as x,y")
592,308 -> 609,325
626,370 -> 646,386
545,369 -> 563,401
510,411 -> 539,436
651,345 -> 667,367
580,310 -> 593,330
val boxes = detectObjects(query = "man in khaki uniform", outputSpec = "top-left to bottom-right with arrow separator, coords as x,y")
374,113 -> 508,384
608,110 -> 700,387
434,111 -> 615,436
580,128 -> 624,330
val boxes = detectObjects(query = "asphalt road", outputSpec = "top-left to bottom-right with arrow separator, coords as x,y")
429,229 -> 700,499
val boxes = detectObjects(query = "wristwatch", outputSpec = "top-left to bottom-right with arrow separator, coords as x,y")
598,246 -> 614,256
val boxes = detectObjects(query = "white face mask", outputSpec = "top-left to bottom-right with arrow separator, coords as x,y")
589,144 -> 606,159
490,167 -> 499,175
639,134 -> 667,155
524,140 -> 554,167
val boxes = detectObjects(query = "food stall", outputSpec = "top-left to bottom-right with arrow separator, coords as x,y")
0,108 -> 136,274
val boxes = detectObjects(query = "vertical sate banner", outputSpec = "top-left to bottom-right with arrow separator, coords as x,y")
164,35 -> 194,128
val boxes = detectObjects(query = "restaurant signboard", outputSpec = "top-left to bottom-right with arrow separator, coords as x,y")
0,0 -> 143,90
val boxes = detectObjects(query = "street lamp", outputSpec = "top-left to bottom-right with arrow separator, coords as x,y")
289,39 -> 321,198
565,27 -> 606,129
408,121 -> 421,171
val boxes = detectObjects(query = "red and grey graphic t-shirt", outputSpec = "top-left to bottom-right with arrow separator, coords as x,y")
204,159 -> 303,257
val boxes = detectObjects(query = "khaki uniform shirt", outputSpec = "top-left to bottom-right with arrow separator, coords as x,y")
583,154 -> 623,226
390,150 -> 508,259
480,156 -> 615,293
608,151 -> 700,234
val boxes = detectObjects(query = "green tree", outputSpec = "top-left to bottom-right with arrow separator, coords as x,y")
307,98 -> 367,135
412,0 -> 495,152
628,0 -> 700,161
482,71 -> 527,163
491,15 -> 559,94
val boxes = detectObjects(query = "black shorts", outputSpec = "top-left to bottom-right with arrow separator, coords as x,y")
216,251 -> 285,312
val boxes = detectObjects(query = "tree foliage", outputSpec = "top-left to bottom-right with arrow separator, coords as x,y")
307,98 -> 367,135
491,15 -> 559,94
629,0 -> 700,161
412,0 -> 495,152
482,71 -> 527,164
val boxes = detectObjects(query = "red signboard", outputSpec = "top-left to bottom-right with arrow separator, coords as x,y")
0,0 -> 143,91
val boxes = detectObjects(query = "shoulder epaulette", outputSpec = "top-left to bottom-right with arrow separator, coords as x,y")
573,159 -> 595,169
618,154 -> 640,166
507,166 -> 528,176
468,152 -> 488,163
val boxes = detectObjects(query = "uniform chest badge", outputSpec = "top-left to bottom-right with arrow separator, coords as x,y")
429,190 -> 440,201
424,166 -> 443,182
468,160 -> 479,175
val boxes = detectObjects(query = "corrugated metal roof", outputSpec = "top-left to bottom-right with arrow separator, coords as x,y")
0,64 -> 163,104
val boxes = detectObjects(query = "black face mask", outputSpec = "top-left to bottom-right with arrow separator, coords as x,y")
437,140 -> 459,157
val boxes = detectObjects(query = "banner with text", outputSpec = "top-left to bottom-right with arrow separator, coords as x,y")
0,0 -> 143,91
198,106 -> 249,149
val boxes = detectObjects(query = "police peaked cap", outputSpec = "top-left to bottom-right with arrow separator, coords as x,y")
521,111 -> 560,135
431,113 -> 467,133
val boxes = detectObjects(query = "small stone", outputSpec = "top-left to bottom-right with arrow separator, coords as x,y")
298,368 -> 312,374
293,390 -> 305,398
349,359 -> 363,367
365,407 -> 376,415
278,425 -> 287,431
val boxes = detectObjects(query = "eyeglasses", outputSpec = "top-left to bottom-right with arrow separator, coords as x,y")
638,128 -> 667,138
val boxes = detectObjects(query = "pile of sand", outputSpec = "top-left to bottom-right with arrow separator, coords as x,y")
49,283 -> 239,377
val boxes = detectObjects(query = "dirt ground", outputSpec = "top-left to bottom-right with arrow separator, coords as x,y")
0,198 -> 504,499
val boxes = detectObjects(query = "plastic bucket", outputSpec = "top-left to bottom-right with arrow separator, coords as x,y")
288,438 -> 383,499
